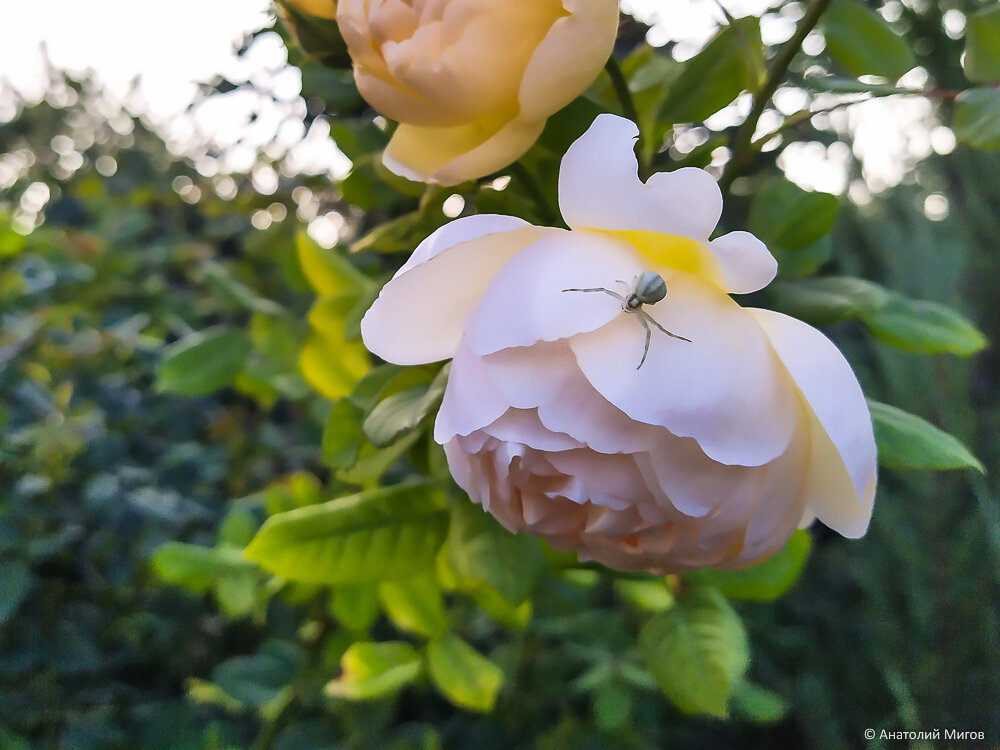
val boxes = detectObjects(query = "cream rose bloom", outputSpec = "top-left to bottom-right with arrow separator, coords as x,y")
361,115 -> 877,573
283,0 -> 338,19
335,0 -> 620,186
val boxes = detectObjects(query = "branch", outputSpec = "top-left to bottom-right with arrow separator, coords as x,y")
719,0 -> 833,193
604,56 -> 647,176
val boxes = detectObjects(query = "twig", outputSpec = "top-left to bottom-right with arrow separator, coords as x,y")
719,0 -> 833,193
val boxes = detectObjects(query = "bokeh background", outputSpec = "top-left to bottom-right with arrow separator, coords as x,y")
1,1 -> 997,748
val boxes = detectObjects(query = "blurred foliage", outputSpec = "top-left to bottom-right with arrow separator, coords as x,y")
1,0 -> 999,748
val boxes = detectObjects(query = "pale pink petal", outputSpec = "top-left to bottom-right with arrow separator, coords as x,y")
361,219 -> 556,365
570,273 -> 799,467
557,115 -> 723,240
749,309 -> 877,537
434,343 -> 509,442
705,231 -> 778,294
463,230 -> 644,356
479,342 -> 651,454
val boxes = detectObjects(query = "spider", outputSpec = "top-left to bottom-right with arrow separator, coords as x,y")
563,270 -> 691,369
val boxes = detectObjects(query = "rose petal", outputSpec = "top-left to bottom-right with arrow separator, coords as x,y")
558,114 -> 723,240
570,273 -> 799,467
434,342 -> 509,442
749,308 -> 877,537
518,0 -> 620,121
463,230 -> 644,356
361,217 -> 554,364
383,116 -> 547,186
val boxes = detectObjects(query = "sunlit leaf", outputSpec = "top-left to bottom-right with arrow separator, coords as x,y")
151,542 -> 258,593
869,400 -> 984,472
326,641 -> 422,700
245,484 -> 449,584
639,587 -> 750,717
295,231 -> 371,296
426,634 -> 504,713
378,571 -> 449,638
330,583 -> 380,632
732,680 -> 789,724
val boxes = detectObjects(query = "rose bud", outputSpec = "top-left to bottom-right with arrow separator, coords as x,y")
335,0 -> 621,185
361,114 -> 878,573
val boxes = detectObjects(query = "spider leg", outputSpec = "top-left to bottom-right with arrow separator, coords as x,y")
641,310 -> 692,342
636,314 -> 652,370
562,287 -> 625,302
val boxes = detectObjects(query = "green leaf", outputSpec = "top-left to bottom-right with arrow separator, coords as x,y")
448,500 -> 545,605
954,87 -> 1000,150
328,119 -> 389,161
245,484 -> 449,584
213,641 -> 302,708
156,329 -> 251,396
214,572 -> 258,619
426,634 -> 504,713
298,63 -> 362,110
638,587 -> 750,717
322,398 -> 364,470
732,680 -> 789,723
964,5 -> 1000,83
748,178 -> 840,250
770,276 -> 892,323
350,210 -> 447,254
869,400 -> 984,472
682,530 -> 812,601
660,17 -> 764,125
0,560 -> 33,623
821,0 -> 915,79
330,584 -> 380,632
770,277 -> 987,355
593,682 -> 632,731
338,430 -> 422,486
866,296 -> 988,355
341,158 -> 404,211
326,641 -> 422,700
201,260 -> 285,316
278,2 -> 351,68
300,295 -> 371,399
151,542 -> 258,593
363,365 -> 448,447
805,76 -> 915,95
613,579 -> 675,611
378,571 -> 449,638
295,231 -> 371,297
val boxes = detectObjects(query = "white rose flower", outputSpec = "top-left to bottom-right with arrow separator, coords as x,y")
361,114 -> 878,573
335,0 -> 620,185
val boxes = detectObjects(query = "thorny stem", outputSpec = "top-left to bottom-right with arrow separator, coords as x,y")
509,160 -> 561,226
719,0 -> 833,194
605,56 -> 646,176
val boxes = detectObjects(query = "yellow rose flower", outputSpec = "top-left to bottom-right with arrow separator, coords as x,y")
336,0 -> 621,185
282,0 -> 337,20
